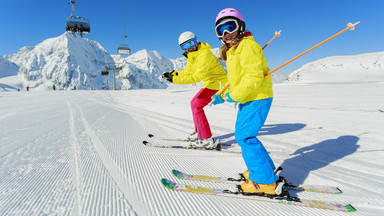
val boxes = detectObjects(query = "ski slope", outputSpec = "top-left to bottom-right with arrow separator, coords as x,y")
0,81 -> 383,215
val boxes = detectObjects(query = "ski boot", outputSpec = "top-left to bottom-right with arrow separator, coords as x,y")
202,137 -> 220,150
188,137 -> 220,150
187,132 -> 198,142
240,179 -> 278,195
188,138 -> 203,149
239,174 -> 289,197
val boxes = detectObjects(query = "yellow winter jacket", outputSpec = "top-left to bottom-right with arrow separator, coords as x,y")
226,35 -> 273,104
172,42 -> 227,90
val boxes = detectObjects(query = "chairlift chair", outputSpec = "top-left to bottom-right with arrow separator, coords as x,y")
101,69 -> 109,76
117,45 -> 131,55
66,17 -> 91,33
117,35 -> 131,55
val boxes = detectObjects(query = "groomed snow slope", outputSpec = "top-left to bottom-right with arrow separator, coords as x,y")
0,81 -> 383,215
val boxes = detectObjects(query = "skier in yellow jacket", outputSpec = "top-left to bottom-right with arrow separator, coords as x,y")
162,31 -> 227,149
211,8 -> 279,195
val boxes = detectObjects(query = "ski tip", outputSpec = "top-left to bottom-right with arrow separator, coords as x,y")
161,178 -> 177,190
172,169 -> 185,179
335,187 -> 343,194
143,140 -> 149,145
344,204 -> 356,212
148,134 -> 154,138
161,178 -> 168,185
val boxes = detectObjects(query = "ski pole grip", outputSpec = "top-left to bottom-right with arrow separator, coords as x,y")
208,83 -> 230,106
348,21 -> 361,30
262,30 -> 282,50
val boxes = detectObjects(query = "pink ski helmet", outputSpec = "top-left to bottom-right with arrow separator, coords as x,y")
215,8 -> 246,36
215,8 -> 244,23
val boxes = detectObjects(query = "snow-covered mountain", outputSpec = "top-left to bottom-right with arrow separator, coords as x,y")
126,49 -> 174,76
285,52 -> 384,83
0,57 -> 20,91
0,33 -> 195,91
0,57 -> 19,78
111,49 -> 179,89
4,32 -> 116,90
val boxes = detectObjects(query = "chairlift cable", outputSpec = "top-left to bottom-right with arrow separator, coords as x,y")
116,0 -> 131,54
72,0 -> 83,18
123,0 -> 128,38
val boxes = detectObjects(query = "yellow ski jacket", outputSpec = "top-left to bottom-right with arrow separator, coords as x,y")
226,35 -> 273,104
172,42 -> 227,90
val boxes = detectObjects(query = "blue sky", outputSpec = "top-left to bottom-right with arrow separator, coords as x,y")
1,0 -> 383,75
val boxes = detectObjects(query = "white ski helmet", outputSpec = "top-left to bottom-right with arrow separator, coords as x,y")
178,31 -> 196,45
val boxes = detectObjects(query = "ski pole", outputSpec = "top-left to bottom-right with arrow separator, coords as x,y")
264,21 -> 360,77
211,21 -> 360,105
208,30 -> 282,106
262,30 -> 282,50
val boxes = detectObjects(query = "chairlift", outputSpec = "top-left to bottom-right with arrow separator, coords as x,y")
66,17 -> 91,33
65,1 -> 91,37
117,36 -> 131,55
101,69 -> 109,76
117,45 -> 131,55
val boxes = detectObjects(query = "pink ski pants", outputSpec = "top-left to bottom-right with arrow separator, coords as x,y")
191,88 -> 218,139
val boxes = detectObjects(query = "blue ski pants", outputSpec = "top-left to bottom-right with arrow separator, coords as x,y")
235,98 -> 278,184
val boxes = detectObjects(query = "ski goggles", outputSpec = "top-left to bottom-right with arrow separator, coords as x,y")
215,19 -> 239,37
180,38 -> 197,51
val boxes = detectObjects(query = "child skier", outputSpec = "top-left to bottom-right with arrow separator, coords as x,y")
162,31 -> 227,149
211,8 -> 279,194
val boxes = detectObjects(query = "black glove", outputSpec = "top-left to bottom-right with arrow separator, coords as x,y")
162,70 -> 175,82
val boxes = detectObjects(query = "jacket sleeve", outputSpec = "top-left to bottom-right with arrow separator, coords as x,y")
173,50 -> 211,85
230,42 -> 266,102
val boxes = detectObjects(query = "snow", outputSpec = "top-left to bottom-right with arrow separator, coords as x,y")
0,79 -> 383,215
285,52 -> 384,83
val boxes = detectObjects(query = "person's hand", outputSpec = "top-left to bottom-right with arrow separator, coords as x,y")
162,70 -> 174,82
211,94 -> 225,105
225,93 -> 237,103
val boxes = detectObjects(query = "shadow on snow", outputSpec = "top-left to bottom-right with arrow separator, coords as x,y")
0,83 -> 18,91
216,124 -> 359,187
279,135 -> 359,185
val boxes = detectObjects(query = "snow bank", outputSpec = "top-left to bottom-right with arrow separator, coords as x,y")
285,52 -> 384,83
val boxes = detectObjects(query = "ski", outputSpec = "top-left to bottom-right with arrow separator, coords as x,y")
161,178 -> 355,212
142,140 -> 222,151
143,134 -> 222,151
171,169 -> 342,194
147,133 -> 192,142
